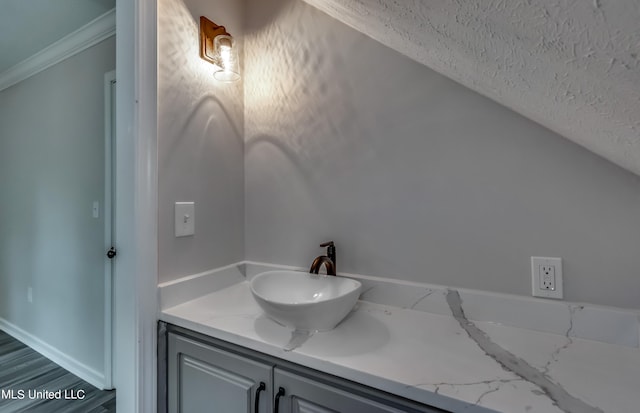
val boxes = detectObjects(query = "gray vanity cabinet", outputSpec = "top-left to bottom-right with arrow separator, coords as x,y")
168,333 -> 273,413
273,368 -> 410,413
163,325 -> 446,413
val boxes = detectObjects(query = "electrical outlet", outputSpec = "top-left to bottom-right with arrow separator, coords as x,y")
27,287 -> 33,303
531,257 -> 563,299
540,265 -> 555,290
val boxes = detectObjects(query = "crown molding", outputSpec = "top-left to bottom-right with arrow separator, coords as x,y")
0,8 -> 115,92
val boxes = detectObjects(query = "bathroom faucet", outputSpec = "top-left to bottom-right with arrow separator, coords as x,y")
309,241 -> 336,276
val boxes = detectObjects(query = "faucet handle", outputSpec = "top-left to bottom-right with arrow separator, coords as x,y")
319,241 -> 336,269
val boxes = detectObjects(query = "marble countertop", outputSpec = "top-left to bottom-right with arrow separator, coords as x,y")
159,264 -> 640,413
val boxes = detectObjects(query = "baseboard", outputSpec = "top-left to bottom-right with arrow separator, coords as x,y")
0,317 -> 105,389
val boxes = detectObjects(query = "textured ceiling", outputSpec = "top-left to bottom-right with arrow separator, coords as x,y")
0,0 -> 115,73
302,0 -> 640,176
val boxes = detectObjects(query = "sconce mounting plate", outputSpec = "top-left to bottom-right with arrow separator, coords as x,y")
200,16 -> 230,64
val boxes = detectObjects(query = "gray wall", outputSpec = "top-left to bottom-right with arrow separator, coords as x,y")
157,0 -> 245,283
244,0 -> 640,309
0,38 -> 115,374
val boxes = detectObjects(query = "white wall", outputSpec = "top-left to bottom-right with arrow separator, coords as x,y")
0,38 -> 115,377
157,0 -> 245,284
244,0 -> 640,309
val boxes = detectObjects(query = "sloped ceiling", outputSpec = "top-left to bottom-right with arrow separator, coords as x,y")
302,0 -> 640,176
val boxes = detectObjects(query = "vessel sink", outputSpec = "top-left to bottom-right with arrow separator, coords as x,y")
250,270 -> 362,332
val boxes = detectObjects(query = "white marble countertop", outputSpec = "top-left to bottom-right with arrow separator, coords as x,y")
160,268 -> 640,413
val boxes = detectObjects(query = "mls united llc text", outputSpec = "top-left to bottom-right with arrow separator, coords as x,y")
1,389 -> 86,400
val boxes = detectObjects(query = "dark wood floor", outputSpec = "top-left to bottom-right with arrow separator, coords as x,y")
0,329 -> 115,412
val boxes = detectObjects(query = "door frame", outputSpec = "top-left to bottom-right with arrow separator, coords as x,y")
114,0 -> 158,410
103,70 -> 116,390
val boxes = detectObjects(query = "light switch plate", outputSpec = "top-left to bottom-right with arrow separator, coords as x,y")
175,202 -> 195,237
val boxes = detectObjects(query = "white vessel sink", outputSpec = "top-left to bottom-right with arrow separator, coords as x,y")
250,270 -> 362,332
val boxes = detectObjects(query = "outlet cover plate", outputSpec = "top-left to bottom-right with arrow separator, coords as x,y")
531,256 -> 563,299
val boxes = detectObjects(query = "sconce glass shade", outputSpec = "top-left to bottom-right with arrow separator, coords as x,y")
213,35 -> 240,82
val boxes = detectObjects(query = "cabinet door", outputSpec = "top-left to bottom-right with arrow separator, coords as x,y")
274,368 -> 439,413
168,333 -> 273,413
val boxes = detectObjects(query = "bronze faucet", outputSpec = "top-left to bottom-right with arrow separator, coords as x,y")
309,241 -> 337,276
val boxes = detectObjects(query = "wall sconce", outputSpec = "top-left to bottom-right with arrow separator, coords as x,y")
199,16 -> 240,82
